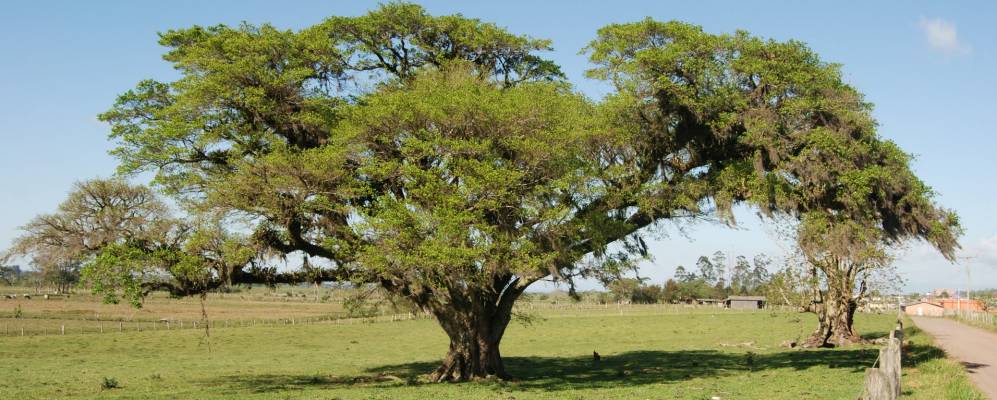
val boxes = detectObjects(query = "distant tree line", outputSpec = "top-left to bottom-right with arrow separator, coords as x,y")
600,251 -> 786,304
0,263 -> 79,293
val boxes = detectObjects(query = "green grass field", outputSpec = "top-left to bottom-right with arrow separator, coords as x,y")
0,305 -> 984,399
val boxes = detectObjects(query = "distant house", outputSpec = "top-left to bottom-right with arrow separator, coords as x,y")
904,301 -> 944,317
938,299 -> 985,312
724,296 -> 766,309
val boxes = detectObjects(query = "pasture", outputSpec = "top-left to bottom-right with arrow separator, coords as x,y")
0,294 -> 983,399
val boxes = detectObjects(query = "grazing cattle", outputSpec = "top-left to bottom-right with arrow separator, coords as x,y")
22,294 -> 30,300
3,294 -> 13,299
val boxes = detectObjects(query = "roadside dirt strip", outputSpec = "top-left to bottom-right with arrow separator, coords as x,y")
912,316 -> 997,399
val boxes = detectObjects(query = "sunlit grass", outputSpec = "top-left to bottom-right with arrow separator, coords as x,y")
0,306 -> 982,399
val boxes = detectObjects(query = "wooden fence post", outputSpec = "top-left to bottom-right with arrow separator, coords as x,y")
861,368 -> 893,400
880,339 -> 901,398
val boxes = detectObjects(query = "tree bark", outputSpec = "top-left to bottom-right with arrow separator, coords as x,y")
804,269 -> 862,347
427,291 -> 518,382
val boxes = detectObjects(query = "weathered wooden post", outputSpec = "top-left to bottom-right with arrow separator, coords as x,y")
61,325 -> 65,335
880,338 -> 901,398
862,368 -> 893,400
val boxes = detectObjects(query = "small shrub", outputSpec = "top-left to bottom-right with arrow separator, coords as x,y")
13,304 -> 22,318
101,377 -> 120,390
343,294 -> 379,318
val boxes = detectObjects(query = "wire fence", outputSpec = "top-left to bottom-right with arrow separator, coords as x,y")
946,309 -> 996,331
0,312 -> 438,338
0,301 -> 812,338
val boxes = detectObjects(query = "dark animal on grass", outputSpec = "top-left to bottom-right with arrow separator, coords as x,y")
593,351 -> 601,362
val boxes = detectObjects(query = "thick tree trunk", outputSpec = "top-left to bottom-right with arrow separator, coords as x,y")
804,282 -> 861,347
379,274 -> 529,382
429,305 -> 514,382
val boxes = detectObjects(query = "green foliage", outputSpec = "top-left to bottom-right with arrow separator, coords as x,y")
99,5 -> 961,301
100,376 -> 120,390
352,63 -> 600,292
72,2 -> 965,376
585,19 -> 960,259
343,293 -> 381,318
5,179 -> 174,293
81,243 -> 163,308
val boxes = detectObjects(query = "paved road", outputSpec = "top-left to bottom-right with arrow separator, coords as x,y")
912,316 -> 997,398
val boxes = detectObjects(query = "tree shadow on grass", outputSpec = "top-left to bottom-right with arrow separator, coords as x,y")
901,325 -> 948,369
201,345 -> 946,393
860,331 -> 890,341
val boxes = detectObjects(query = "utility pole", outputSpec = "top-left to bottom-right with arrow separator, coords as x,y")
959,254 -> 975,314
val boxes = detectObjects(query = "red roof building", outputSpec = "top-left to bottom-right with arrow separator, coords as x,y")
938,299 -> 986,312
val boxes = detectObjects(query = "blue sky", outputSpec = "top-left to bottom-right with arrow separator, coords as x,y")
1,1 -> 994,293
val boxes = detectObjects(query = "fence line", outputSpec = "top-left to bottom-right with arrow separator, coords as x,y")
1,302 -> 806,338
946,309 -> 996,331
0,311 -> 439,338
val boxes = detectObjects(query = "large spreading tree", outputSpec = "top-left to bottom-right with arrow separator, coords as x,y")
88,4 -> 959,380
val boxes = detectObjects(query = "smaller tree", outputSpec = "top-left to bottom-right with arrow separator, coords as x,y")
673,265 -> 694,283
764,252 -> 815,309
5,179 -> 174,294
749,255 -> 772,293
662,279 -> 681,303
40,260 -> 80,294
0,265 -> 21,285
731,256 -> 751,294
696,256 -> 717,286
606,278 -> 643,303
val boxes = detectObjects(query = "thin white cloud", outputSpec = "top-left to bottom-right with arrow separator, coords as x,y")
960,234 -> 997,268
918,17 -> 971,56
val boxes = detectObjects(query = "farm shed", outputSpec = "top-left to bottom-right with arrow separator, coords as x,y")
724,296 -> 766,309
696,298 -> 723,306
